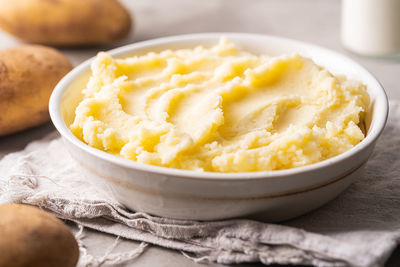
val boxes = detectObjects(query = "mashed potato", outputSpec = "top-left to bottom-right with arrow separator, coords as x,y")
70,39 -> 369,172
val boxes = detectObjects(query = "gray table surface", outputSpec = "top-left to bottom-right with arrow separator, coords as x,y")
1,0 -> 399,266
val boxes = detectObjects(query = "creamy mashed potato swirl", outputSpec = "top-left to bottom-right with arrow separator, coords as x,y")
70,39 -> 369,172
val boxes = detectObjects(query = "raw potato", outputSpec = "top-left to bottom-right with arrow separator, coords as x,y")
0,45 -> 72,136
0,204 -> 79,267
0,0 -> 132,46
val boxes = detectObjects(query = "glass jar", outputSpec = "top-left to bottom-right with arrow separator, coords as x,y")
341,0 -> 400,57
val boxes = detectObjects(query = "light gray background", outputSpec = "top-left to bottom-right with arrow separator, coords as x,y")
0,0 -> 399,266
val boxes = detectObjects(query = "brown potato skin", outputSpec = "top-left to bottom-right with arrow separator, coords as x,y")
0,0 -> 132,46
0,204 -> 79,267
0,45 -> 72,136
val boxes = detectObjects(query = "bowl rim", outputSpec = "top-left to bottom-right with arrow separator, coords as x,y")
49,32 -> 389,181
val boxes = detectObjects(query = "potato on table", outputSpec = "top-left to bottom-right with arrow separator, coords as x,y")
0,204 -> 79,267
0,0 -> 132,47
0,45 -> 72,136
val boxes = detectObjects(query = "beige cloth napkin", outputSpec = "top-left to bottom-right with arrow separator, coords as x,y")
1,102 -> 400,267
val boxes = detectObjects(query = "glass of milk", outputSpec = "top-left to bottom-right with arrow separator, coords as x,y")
341,0 -> 400,57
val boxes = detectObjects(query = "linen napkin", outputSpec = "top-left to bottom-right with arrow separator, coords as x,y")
1,101 -> 400,267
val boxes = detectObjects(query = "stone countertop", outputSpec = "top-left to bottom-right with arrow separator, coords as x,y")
1,0 -> 399,266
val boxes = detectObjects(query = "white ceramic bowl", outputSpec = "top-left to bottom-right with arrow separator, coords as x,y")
49,33 -> 388,222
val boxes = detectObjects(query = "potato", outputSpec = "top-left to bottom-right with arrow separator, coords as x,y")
0,0 -> 132,47
0,204 -> 79,267
0,45 -> 72,136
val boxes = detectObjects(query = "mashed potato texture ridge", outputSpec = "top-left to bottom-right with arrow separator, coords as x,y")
70,39 -> 369,172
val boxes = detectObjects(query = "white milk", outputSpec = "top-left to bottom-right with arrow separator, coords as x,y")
341,0 -> 400,56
